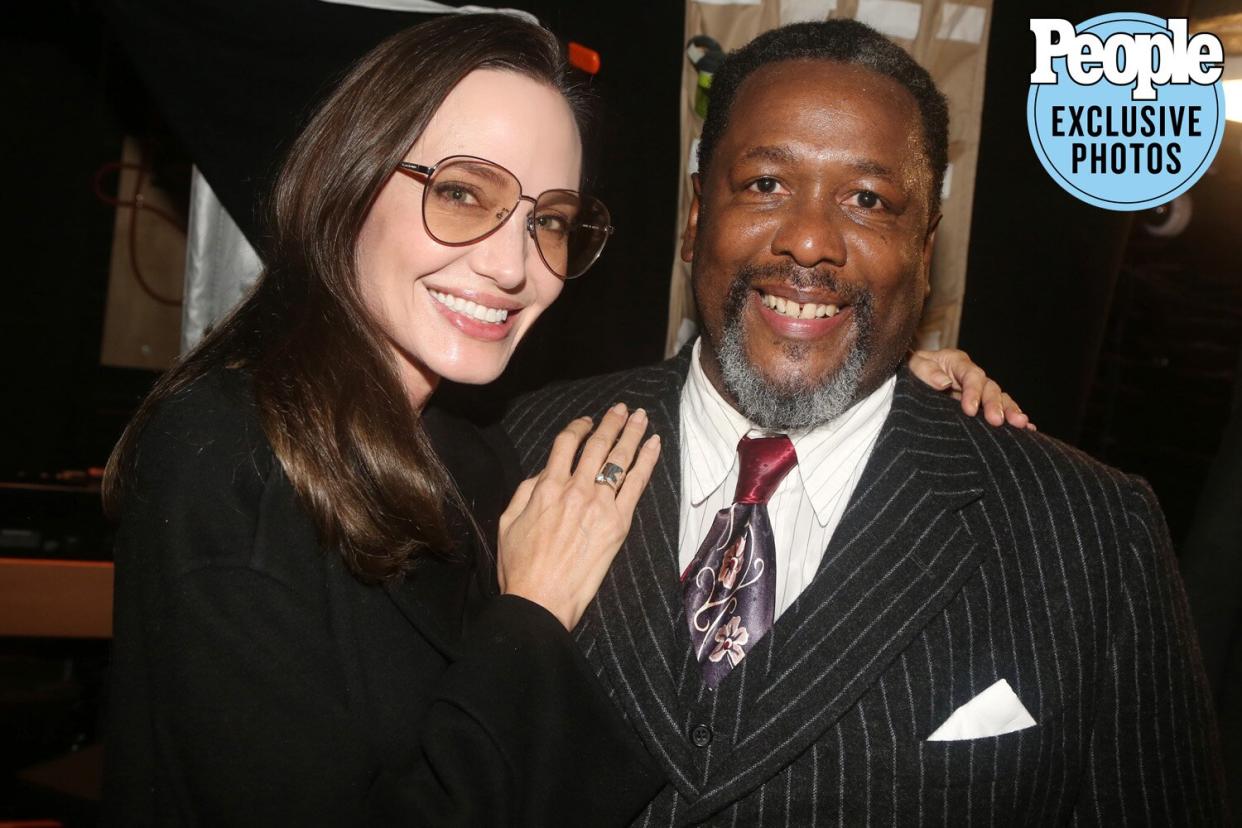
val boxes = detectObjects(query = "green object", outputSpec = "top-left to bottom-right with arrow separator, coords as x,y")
693,51 -> 722,119
695,70 -> 713,118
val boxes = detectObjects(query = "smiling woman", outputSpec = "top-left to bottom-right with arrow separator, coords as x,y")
99,13 -> 664,826
354,71 -> 583,395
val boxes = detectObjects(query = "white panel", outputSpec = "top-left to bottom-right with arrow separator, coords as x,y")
855,0 -> 921,41
780,0 -> 837,24
937,3 -> 986,44
182,168 -> 264,352
688,138 -> 701,176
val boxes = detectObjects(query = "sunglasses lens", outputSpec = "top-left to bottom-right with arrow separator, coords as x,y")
420,158 -> 611,279
422,158 -> 521,244
533,191 -> 612,279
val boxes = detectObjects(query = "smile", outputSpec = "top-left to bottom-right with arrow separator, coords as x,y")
428,289 -> 511,324
758,290 -> 841,319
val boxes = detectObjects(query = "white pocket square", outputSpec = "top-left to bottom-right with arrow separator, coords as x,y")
926,678 -> 1036,741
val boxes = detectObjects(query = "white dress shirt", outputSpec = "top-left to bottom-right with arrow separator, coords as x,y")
678,339 -> 896,619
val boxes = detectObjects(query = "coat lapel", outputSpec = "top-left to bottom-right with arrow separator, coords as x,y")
574,350 -> 710,800
383,559 -> 477,660
385,404 -> 509,661
685,369 -> 989,822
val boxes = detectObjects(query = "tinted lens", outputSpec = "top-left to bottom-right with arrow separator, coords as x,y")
534,190 -> 612,279
422,158 -> 520,244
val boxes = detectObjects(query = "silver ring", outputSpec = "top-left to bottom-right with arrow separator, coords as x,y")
594,462 -> 625,491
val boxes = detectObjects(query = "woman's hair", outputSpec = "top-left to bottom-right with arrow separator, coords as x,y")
105,14 -> 591,582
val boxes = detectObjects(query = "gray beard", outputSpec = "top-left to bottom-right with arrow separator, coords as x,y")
712,270 -> 873,431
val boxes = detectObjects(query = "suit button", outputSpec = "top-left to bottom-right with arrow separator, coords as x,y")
690,723 -> 712,747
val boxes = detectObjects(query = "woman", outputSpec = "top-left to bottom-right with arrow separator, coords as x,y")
102,13 -> 1022,827
104,14 -> 668,825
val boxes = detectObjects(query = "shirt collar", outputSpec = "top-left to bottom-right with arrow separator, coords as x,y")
679,338 -> 896,523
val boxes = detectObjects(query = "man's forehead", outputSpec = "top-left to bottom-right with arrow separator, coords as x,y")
729,58 -> 918,126
739,142 -> 900,178
717,58 -> 928,183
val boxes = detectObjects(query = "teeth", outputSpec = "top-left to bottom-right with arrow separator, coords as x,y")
761,291 -> 839,320
428,289 -> 510,324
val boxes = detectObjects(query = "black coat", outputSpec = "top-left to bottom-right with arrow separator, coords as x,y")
103,368 -> 663,826
503,349 -> 1229,826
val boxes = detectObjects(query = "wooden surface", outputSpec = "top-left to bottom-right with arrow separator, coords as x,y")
0,558 -> 113,638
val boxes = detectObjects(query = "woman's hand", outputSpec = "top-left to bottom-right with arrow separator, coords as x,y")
498,404 -> 661,630
908,349 -> 1035,431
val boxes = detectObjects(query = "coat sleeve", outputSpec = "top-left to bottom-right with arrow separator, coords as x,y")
106,390 -> 662,827
1072,477 -> 1230,824
153,569 -> 660,827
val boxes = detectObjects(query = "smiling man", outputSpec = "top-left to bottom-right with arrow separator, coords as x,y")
505,20 -> 1225,825
686,55 -> 939,433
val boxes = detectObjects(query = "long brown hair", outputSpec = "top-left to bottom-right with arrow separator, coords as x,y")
104,14 -> 591,582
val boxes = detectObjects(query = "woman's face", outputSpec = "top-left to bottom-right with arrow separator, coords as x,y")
356,69 -> 582,403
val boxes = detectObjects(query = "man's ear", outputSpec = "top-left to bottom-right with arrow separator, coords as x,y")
680,173 -> 703,263
921,212 -> 941,298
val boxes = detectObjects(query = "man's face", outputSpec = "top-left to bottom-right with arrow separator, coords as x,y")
684,59 -> 938,430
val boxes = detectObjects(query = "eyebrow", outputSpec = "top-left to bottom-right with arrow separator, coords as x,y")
738,145 -> 798,164
847,159 -> 896,178
737,145 -> 897,179
452,160 -> 512,187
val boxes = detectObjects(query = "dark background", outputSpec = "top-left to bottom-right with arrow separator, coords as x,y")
2,0 -> 1239,822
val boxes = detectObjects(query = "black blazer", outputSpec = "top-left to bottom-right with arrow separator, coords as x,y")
503,349 -> 1229,826
103,368 -> 662,826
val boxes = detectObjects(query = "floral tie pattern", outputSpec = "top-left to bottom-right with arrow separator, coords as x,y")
683,435 -> 797,689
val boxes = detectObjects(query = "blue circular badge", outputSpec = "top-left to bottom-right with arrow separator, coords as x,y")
1026,13 -> 1225,211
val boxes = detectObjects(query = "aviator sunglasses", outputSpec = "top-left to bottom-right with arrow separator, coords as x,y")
396,155 -> 614,280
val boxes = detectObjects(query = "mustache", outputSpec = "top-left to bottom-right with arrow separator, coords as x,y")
731,262 -> 871,305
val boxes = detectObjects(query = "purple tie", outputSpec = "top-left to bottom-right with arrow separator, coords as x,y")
682,435 -> 797,688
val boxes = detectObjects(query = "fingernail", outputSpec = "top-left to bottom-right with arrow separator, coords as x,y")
649,434 -> 661,446
632,408 -> 647,422
611,402 -> 627,415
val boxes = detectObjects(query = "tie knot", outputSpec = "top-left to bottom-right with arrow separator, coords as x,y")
734,435 -> 797,504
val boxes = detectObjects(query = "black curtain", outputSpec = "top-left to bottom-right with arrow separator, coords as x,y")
1180,342 -> 1242,808
959,0 -> 1188,443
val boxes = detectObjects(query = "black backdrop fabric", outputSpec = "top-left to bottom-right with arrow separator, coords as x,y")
959,0 -> 1188,442
1,7 -> 125,474
1181,346 -> 1242,809
99,0 -> 684,418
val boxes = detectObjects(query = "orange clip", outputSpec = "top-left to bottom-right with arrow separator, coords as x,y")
568,42 -> 601,76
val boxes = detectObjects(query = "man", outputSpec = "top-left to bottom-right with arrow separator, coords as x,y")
504,19 -> 1226,826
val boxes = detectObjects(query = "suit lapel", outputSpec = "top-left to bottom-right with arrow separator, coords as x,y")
686,370 -> 988,822
574,351 -> 710,800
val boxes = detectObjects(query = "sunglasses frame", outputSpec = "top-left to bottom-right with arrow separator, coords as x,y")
396,155 -> 614,280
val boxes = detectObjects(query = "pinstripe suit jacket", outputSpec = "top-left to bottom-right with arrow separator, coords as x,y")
503,349 -> 1227,826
